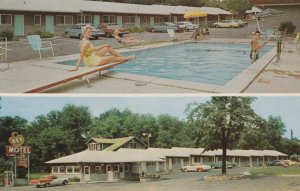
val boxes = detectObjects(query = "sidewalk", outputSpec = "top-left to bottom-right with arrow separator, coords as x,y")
245,39 -> 300,93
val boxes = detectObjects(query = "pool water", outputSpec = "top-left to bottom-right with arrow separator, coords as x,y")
57,42 -> 273,86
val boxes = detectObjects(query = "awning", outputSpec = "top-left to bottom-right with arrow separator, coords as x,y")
184,10 -> 207,18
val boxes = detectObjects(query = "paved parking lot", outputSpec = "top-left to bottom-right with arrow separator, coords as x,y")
2,168 -> 300,191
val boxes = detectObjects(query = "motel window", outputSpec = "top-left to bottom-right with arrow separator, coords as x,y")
59,166 -> 65,173
141,16 -> 148,24
88,143 -> 97,151
119,165 -> 123,173
34,15 -> 41,26
146,162 -> 155,167
74,166 -> 80,173
103,15 -> 116,24
124,16 -> 135,24
124,165 -> 130,172
52,166 -> 59,173
67,166 -> 73,173
113,165 -> 119,172
0,14 -> 12,26
77,14 -> 92,24
95,166 -> 101,174
129,141 -> 137,148
154,16 -> 164,24
106,165 -> 111,172
56,15 -> 73,26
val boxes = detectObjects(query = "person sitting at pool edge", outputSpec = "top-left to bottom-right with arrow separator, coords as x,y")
112,29 -> 142,45
69,25 -> 135,72
250,30 -> 268,63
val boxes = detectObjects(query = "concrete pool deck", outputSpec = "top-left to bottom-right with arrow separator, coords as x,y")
0,38 -> 299,94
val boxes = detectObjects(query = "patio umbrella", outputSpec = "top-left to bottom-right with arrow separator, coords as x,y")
184,10 -> 207,19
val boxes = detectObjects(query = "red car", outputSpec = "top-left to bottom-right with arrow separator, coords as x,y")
98,23 -> 129,38
30,175 -> 68,188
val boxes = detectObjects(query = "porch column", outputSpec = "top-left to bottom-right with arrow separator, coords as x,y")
191,157 -> 195,164
200,157 -> 203,163
180,159 -> 184,168
135,15 -> 140,28
155,162 -> 159,172
239,158 -> 241,167
249,157 -> 253,167
263,156 -> 265,166
168,158 -> 172,171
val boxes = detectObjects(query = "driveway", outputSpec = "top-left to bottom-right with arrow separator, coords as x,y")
2,168 -> 300,191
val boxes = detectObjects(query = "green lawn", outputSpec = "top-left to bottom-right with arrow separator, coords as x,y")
250,166 -> 300,176
28,173 -> 49,180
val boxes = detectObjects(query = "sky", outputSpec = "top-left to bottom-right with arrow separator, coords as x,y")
0,95 -> 299,139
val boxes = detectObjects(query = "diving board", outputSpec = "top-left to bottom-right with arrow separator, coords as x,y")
24,61 -> 126,93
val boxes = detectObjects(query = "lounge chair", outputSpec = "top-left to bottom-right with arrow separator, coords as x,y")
27,35 -> 54,59
167,29 -> 180,41
0,37 -> 9,71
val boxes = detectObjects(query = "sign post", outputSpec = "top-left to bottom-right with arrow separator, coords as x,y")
5,132 -> 32,186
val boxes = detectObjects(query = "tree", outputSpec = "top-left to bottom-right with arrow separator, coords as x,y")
155,114 -> 188,148
26,104 -> 92,171
223,0 -> 251,18
186,97 -> 257,174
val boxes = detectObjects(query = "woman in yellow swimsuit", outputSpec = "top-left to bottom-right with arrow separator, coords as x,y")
69,25 -> 135,71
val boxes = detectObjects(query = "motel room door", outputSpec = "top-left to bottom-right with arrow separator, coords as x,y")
14,15 -> 24,36
45,15 -> 54,33
93,15 -> 100,28
84,166 -> 90,181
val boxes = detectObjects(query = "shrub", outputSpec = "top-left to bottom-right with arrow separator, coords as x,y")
279,21 -> 296,35
0,30 -> 14,41
128,27 -> 146,33
68,177 -> 80,182
28,30 -> 54,38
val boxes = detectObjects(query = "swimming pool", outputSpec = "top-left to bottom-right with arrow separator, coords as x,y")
56,42 -> 273,86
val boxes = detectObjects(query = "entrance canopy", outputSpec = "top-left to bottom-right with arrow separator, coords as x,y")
184,10 -> 207,18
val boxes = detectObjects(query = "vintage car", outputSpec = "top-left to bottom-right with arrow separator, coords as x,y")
98,23 -> 129,38
181,163 -> 211,172
213,20 -> 240,28
176,21 -> 197,31
64,23 -> 105,39
210,161 -> 234,169
30,175 -> 68,188
150,22 -> 180,33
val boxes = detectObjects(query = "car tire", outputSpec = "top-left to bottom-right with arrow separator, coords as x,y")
36,185 -> 40,188
62,180 -> 68,185
105,33 -> 111,38
151,28 -> 155,33
44,183 -> 50,187
66,32 -> 70,38
79,34 -> 83,39
215,25 -> 219,28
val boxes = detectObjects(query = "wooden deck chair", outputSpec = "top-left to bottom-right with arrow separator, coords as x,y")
0,37 -> 9,71
27,35 -> 54,59
167,29 -> 179,41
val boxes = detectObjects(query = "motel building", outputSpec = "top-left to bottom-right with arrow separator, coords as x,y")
0,0 -> 233,37
249,0 -> 300,30
46,136 -> 288,182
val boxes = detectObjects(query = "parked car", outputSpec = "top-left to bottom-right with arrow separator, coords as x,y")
210,161 -> 233,169
181,163 -> 211,172
65,23 -> 105,39
30,175 -> 68,188
176,21 -> 197,31
150,22 -> 180,33
234,20 -> 248,27
98,23 -> 129,38
193,163 -> 212,171
282,160 -> 298,166
267,160 -> 283,166
213,20 -> 240,28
